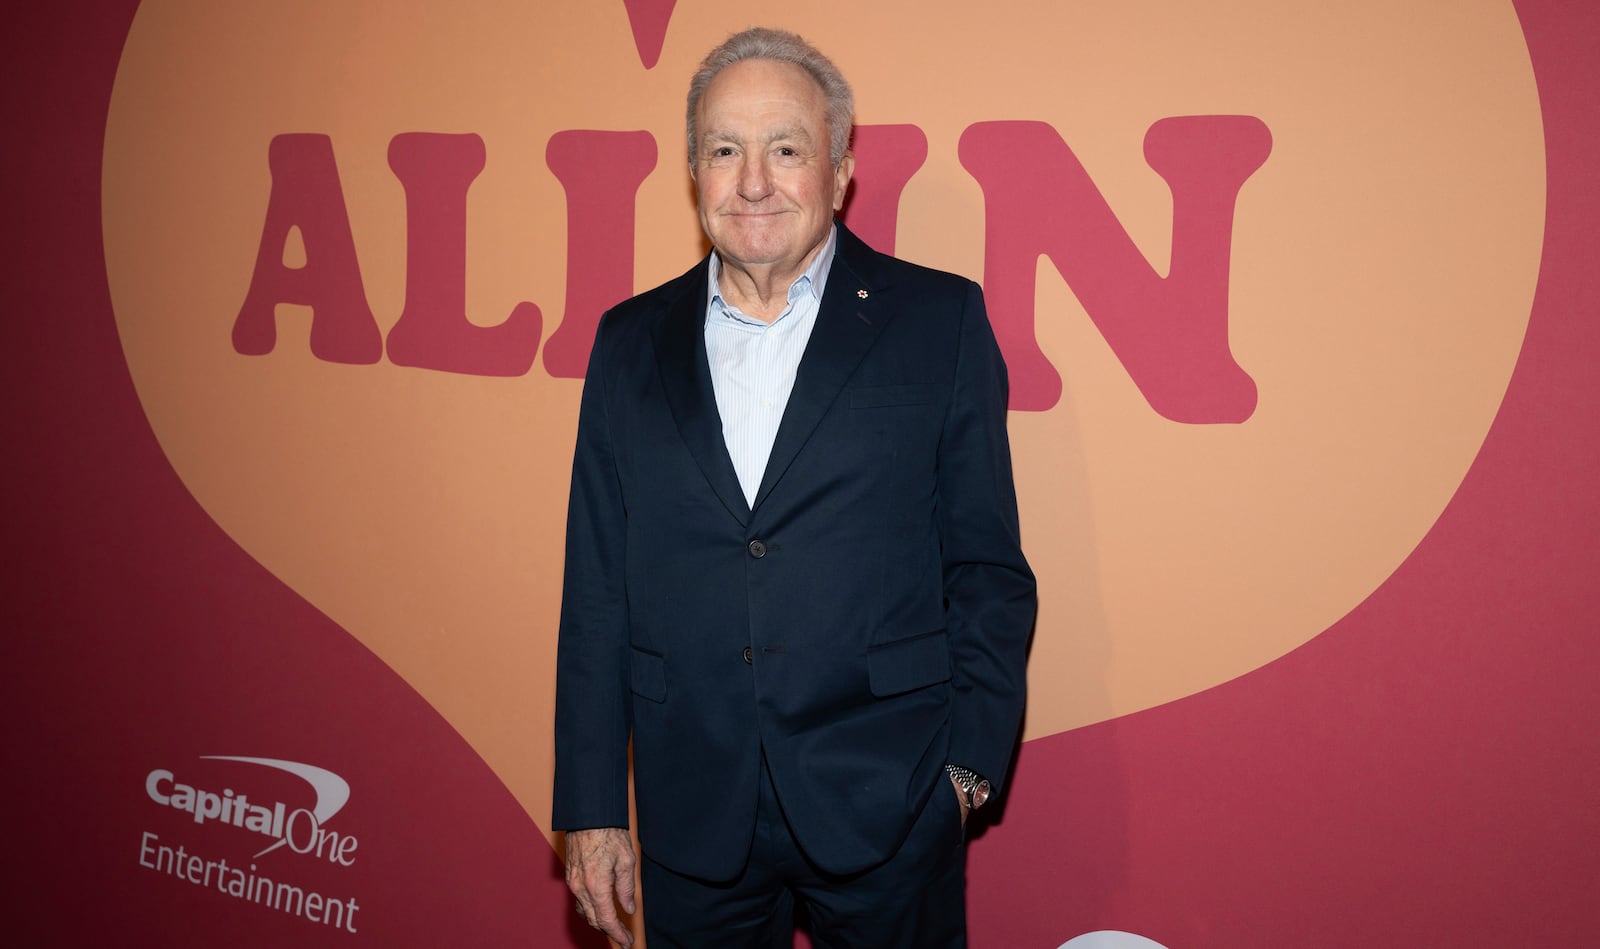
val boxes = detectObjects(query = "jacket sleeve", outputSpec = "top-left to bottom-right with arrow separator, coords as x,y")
551,313 -> 633,830
937,281 -> 1038,794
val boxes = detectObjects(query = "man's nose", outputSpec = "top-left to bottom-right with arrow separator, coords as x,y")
737,156 -> 772,201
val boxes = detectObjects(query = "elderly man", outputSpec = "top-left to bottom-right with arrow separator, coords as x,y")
553,26 -> 1035,948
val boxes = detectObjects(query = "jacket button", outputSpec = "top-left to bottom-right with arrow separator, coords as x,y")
747,539 -> 767,559
742,646 -> 753,664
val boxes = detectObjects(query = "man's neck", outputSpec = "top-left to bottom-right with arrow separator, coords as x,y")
715,246 -> 825,323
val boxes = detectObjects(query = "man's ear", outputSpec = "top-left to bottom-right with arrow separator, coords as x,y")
833,152 -> 856,210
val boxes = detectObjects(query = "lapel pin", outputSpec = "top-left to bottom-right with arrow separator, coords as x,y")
857,289 -> 869,299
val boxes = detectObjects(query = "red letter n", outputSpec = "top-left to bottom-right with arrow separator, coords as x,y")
960,116 -> 1271,422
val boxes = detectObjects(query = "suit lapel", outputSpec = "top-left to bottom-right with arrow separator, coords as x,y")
651,262 -> 751,526
752,226 -> 895,512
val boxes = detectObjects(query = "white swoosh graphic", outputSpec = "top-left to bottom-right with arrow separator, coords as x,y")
201,755 -> 351,858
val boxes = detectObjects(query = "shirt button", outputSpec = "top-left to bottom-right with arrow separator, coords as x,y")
742,646 -> 753,664
748,539 -> 767,559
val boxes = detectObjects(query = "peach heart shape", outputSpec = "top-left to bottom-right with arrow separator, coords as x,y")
102,0 -> 1543,839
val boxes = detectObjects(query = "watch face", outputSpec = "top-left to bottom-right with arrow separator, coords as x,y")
972,780 -> 991,809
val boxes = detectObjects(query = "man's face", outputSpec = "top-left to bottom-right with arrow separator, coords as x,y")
692,58 -> 854,280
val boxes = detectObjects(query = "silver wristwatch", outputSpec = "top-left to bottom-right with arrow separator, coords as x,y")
945,764 -> 992,810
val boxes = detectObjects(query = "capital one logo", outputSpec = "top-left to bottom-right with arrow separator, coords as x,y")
146,756 -> 357,865
103,0 -> 1544,831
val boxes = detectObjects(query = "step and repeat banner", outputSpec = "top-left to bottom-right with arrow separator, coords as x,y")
9,0 -> 1597,945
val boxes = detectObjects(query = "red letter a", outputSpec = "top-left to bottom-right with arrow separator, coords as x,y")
233,134 -> 382,364
960,116 -> 1270,422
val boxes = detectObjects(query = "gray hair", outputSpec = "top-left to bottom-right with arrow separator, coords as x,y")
686,27 -> 855,167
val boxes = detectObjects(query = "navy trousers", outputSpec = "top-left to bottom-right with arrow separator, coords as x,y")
639,755 -> 968,948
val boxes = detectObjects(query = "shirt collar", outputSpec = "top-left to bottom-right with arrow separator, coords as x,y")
707,223 -> 838,324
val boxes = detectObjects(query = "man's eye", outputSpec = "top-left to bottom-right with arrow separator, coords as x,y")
711,147 -> 735,158
776,147 -> 797,157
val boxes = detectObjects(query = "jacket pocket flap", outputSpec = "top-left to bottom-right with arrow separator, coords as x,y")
630,647 -> 667,703
867,630 -> 951,697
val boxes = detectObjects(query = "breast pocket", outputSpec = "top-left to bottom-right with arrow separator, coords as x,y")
848,383 -> 942,410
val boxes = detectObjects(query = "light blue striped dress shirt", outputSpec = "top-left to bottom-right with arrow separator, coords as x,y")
705,225 -> 838,508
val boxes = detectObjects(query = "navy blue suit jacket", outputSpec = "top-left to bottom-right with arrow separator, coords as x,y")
552,223 -> 1036,880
